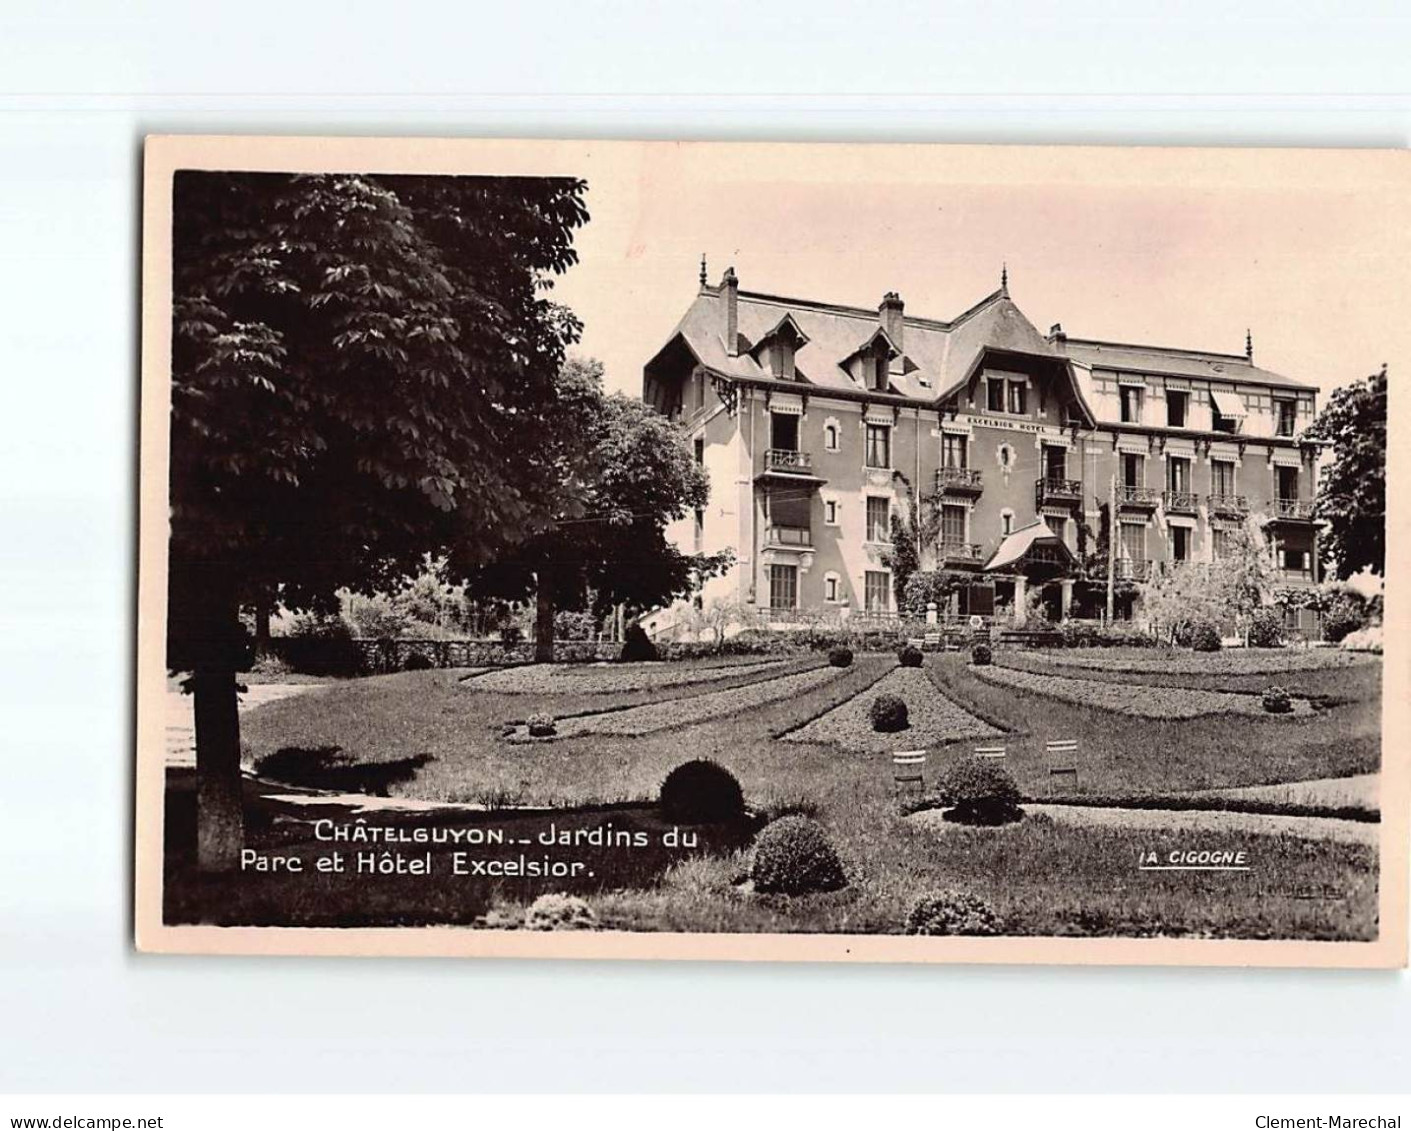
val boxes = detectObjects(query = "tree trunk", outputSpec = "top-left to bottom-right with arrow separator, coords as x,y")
535,577 -> 555,663
193,667 -> 244,871
253,592 -> 272,657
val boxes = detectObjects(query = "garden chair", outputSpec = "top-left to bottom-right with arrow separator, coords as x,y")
891,750 -> 927,797
1046,738 -> 1079,783
973,744 -> 1006,760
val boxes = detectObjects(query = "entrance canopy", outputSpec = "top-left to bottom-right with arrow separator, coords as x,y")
984,520 -> 1078,576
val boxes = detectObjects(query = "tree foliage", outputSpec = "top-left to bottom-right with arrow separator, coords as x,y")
1303,364 -> 1386,578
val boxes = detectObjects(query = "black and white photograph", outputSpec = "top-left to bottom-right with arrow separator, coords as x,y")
134,137 -> 1406,966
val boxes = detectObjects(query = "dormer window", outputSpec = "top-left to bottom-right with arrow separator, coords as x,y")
753,314 -> 809,382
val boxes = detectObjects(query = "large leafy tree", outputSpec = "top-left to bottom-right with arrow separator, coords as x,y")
1304,365 -> 1387,578
170,171 -> 588,869
462,357 -> 728,658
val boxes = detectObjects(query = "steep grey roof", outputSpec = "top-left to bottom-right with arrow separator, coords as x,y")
1057,338 -> 1317,392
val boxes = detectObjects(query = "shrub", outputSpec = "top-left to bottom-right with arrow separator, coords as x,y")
869,693 -> 909,733
1189,621 -> 1222,652
1262,686 -> 1293,714
1322,596 -> 1367,644
750,816 -> 846,895
937,756 -> 1022,825
1341,625 -> 1383,653
659,759 -> 745,824
526,712 -> 557,738
827,646 -> 853,668
523,893 -> 596,931
620,624 -> 660,662
898,644 -> 923,668
500,624 -> 524,645
1247,607 -> 1285,649
273,615 -> 362,676
970,641 -> 993,666
403,650 -> 434,671
905,890 -> 1003,936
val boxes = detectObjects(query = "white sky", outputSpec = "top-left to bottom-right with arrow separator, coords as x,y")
548,143 -> 1408,402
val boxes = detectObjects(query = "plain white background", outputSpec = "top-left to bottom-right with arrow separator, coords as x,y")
0,0 -> 1408,1094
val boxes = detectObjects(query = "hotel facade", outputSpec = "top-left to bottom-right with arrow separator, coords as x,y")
642,268 -> 1324,628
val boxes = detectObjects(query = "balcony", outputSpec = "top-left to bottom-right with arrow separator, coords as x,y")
764,525 -> 813,549
1116,484 -> 1160,511
1208,493 -> 1248,517
938,541 -> 986,567
756,447 -> 825,487
1115,558 -> 1152,582
935,466 -> 983,497
1277,566 -> 1316,585
1162,490 -> 1199,515
1034,477 -> 1083,508
1267,497 -> 1315,523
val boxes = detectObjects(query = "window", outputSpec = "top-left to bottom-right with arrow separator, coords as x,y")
824,422 -> 839,451
865,496 -> 890,543
1167,390 -> 1187,428
1043,444 -> 1067,482
824,573 -> 839,603
824,498 -> 838,525
986,378 -> 1005,412
1120,522 -> 1146,563
1276,399 -> 1297,437
864,423 -> 891,468
768,564 -> 797,611
693,507 -> 703,549
942,433 -> 967,469
771,412 -> 798,452
1281,546 -> 1307,572
692,372 -> 706,412
693,437 -> 704,465
864,570 -> 890,613
1276,465 -> 1299,501
1122,453 -> 1143,488
1210,391 -> 1243,434
1167,456 -> 1190,493
1120,386 -> 1142,424
941,504 -> 966,545
1212,524 -> 1233,560
1211,459 -> 1235,496
1045,514 -> 1068,546
1006,380 -> 1028,416
1172,525 -> 1190,562
1001,511 -> 1014,536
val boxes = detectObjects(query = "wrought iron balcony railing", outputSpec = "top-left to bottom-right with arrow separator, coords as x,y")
1208,493 -> 1248,516
1116,484 -> 1160,508
1034,477 -> 1083,507
1162,490 -> 1199,513
1115,558 -> 1151,581
763,448 -> 813,472
1271,497 -> 1315,521
938,541 -> 985,564
935,466 -> 983,495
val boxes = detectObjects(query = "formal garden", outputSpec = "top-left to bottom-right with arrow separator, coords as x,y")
164,615 -> 1384,941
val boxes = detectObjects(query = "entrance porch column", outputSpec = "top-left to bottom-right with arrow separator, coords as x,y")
1060,579 -> 1074,621
1013,575 -> 1028,626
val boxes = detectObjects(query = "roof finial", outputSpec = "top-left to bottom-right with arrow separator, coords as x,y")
1245,328 -> 1253,361
1000,261 -> 1009,295
699,253 -> 708,289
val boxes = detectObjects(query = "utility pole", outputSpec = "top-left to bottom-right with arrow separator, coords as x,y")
1105,473 -> 1116,625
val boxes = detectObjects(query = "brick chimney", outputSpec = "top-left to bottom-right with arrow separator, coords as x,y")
722,267 -> 739,356
1049,322 -> 1067,345
879,291 -> 904,371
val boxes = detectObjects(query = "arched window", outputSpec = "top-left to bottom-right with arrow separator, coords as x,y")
824,422 -> 839,451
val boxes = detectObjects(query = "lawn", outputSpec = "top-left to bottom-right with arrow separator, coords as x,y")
166,646 -> 1381,939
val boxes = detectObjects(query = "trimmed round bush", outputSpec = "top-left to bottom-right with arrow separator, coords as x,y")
937,756 -> 1022,826
403,650 -> 434,671
1322,596 -> 1366,644
1262,686 -> 1293,714
898,644 -> 923,668
1189,621 -> 1222,652
526,712 -> 557,738
750,816 -> 846,895
523,893 -> 596,931
620,624 -> 659,662
827,646 -> 854,668
905,890 -> 1003,936
659,758 -> 746,824
1247,607 -> 1285,648
869,693 -> 909,733
970,641 -> 993,666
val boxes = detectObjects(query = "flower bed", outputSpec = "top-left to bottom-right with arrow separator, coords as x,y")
507,665 -> 840,739
467,657 -> 791,695
782,667 -> 1001,752
1026,647 -> 1375,676
972,663 -> 1314,720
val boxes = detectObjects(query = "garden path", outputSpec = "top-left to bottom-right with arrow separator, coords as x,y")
165,682 -> 318,767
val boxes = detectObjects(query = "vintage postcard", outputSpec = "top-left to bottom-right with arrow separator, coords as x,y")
136,136 -> 1407,965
